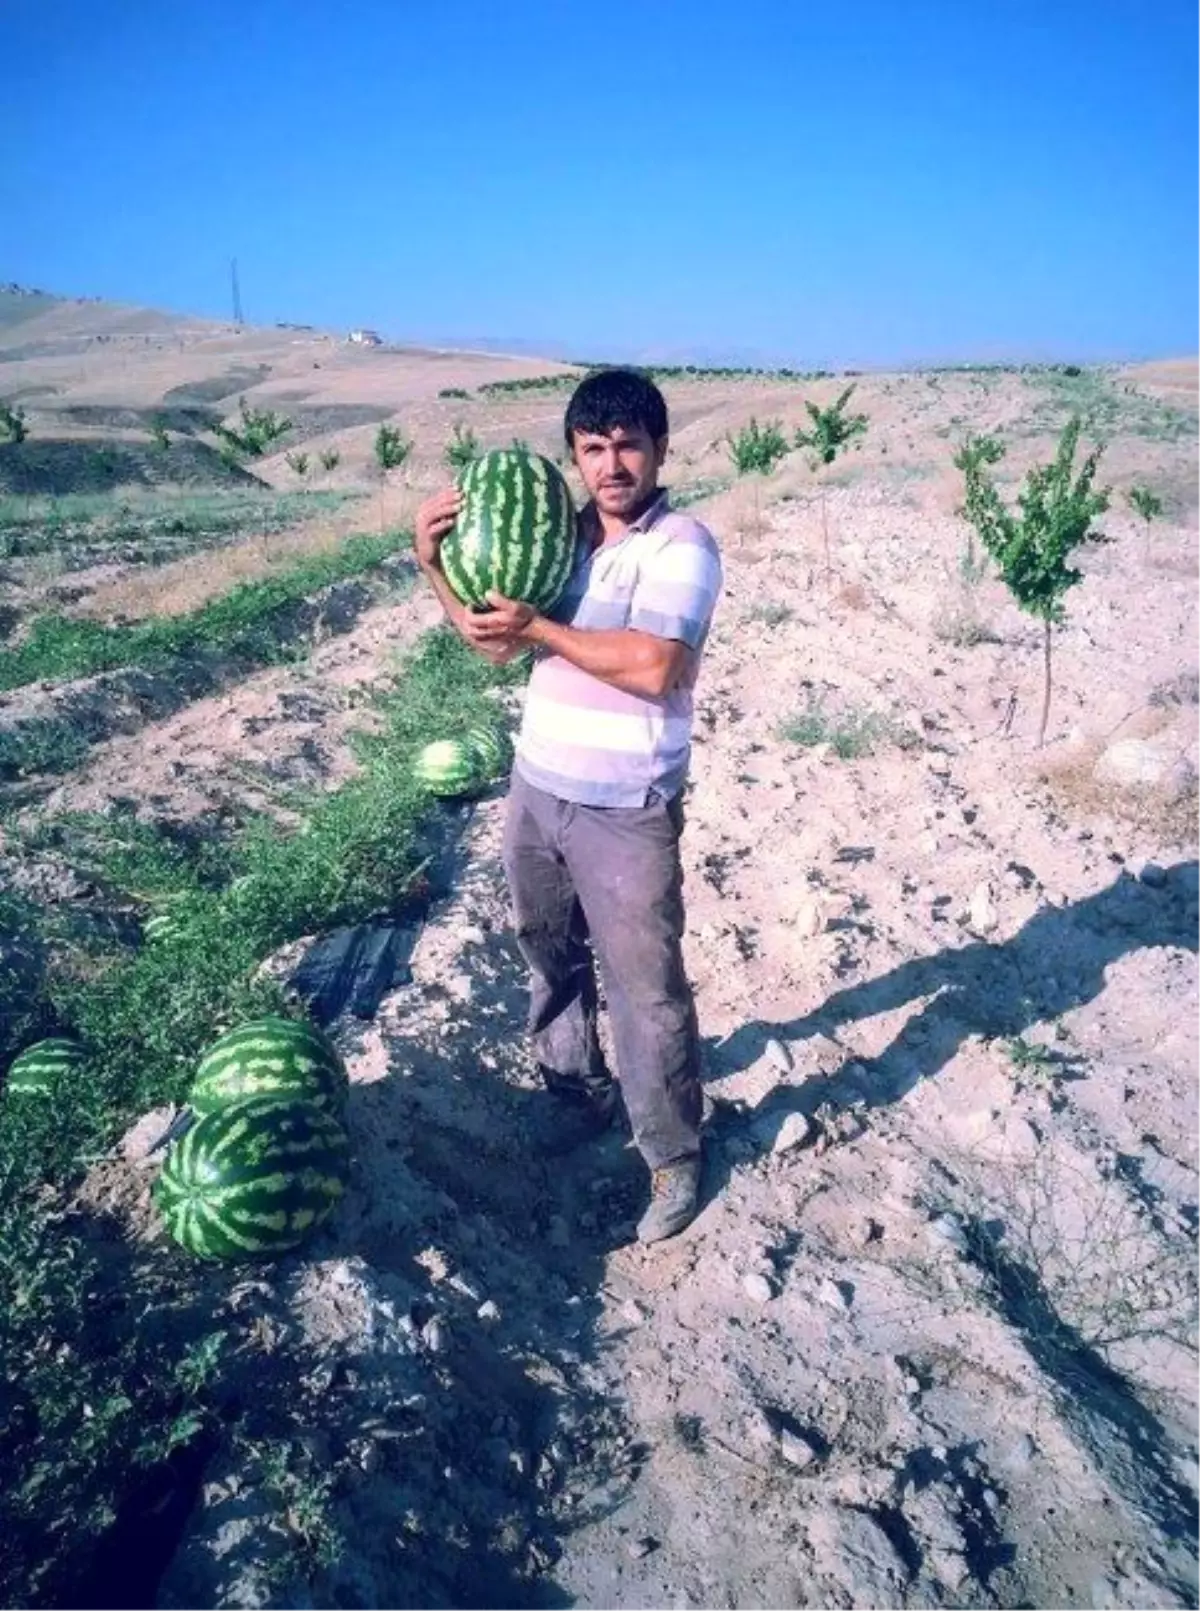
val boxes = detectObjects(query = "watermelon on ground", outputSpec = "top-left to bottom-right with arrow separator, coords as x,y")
4,1037 -> 86,1099
190,1015 -> 346,1118
412,738 -> 483,798
154,1095 -> 350,1261
464,724 -> 514,782
440,448 -> 576,611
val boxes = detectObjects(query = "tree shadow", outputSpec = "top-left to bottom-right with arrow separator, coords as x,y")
705,861 -> 1198,1120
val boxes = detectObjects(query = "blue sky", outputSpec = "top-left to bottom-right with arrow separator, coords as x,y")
2,0 -> 1195,366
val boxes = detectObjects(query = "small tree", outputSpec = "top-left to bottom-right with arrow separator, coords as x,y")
149,415 -> 171,452
213,397 -> 292,459
725,417 -> 789,475
444,422 -> 481,472
955,415 -> 1110,747
0,402 -> 28,445
794,385 -> 869,572
374,423 -> 412,531
285,451 -> 309,479
318,447 -> 341,473
1126,485 -> 1163,528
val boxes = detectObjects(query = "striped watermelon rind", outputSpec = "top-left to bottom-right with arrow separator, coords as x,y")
154,1095 -> 350,1261
4,1037 -> 87,1098
190,1016 -> 347,1118
464,724 -> 514,782
413,738 -> 484,798
440,448 -> 576,612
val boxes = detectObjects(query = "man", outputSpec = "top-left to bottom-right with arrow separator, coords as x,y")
413,368 -> 723,1243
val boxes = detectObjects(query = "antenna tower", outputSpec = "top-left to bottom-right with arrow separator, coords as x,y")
230,258 -> 244,327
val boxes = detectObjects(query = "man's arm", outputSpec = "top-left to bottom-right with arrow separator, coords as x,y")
524,617 -> 691,698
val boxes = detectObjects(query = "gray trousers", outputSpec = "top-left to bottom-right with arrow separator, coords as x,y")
502,770 -> 702,1169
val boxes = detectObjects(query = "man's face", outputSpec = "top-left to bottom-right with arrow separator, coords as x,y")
570,424 -> 668,521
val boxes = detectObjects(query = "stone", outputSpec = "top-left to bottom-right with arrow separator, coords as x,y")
120,1105 -> 179,1165
806,1505 -> 911,1597
1135,860 -> 1168,888
818,1277 -> 852,1311
764,1037 -> 793,1073
794,897 -> 826,939
476,1300 -> 502,1326
968,880 -> 999,935
627,1536 -> 657,1561
621,1298 -> 648,1326
742,1271 -> 776,1304
927,1548 -> 970,1592
421,1316 -> 448,1354
771,1112 -> 813,1155
780,1428 -> 819,1470
1095,737 -> 1197,801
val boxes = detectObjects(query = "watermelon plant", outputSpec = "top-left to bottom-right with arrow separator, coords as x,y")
154,1095 -> 350,1261
440,447 -> 576,611
794,385 -> 869,573
955,415 -> 1110,745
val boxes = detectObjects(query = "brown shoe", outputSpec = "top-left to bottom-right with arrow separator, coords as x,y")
637,1156 -> 701,1244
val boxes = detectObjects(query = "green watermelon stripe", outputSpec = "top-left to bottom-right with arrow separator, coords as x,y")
443,449 -> 574,611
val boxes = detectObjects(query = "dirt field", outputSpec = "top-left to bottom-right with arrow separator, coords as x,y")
2,290 -> 1197,1608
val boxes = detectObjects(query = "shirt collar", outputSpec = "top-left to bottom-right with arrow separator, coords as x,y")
580,488 -> 671,544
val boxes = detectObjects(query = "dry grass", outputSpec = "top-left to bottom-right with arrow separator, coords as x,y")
73,494 -> 411,621
1037,720 -> 1199,847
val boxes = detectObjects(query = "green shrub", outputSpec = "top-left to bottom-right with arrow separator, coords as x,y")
0,401 -> 28,444
318,448 -> 341,473
374,423 -> 411,473
285,451 -> 310,478
212,398 -> 292,460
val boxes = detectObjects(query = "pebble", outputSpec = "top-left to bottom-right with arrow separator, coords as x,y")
902,1374 -> 922,1397
780,1428 -> 819,1470
621,1298 -> 648,1327
927,1548 -> 969,1592
742,1271 -> 776,1304
476,1300 -> 502,1326
627,1536 -> 658,1561
771,1112 -> 813,1155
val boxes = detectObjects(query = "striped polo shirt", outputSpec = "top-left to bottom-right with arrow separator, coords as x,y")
514,490 -> 723,807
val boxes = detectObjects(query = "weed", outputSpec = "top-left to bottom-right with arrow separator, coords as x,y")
443,422 -> 481,471
258,1441 -> 344,1578
955,417 -> 1110,745
0,718 -> 90,780
0,401 -> 28,444
672,475 -> 733,508
438,386 -> 471,400
779,697 -> 899,759
725,418 -> 789,475
318,448 -> 341,473
149,416 -> 170,451
745,601 -> 793,627
285,451 -> 309,478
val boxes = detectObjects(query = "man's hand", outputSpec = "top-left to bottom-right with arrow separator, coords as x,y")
414,487 -> 462,570
460,591 -> 538,652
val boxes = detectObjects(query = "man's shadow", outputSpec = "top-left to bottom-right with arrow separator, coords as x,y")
707,861 -> 1198,1116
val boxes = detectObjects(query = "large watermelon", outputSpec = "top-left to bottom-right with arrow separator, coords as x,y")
440,448 -> 577,611
4,1037 -> 86,1099
154,1095 -> 350,1261
190,1015 -> 346,1118
464,724 -> 514,783
412,738 -> 483,798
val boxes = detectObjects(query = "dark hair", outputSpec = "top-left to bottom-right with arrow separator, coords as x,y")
564,367 -> 668,447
